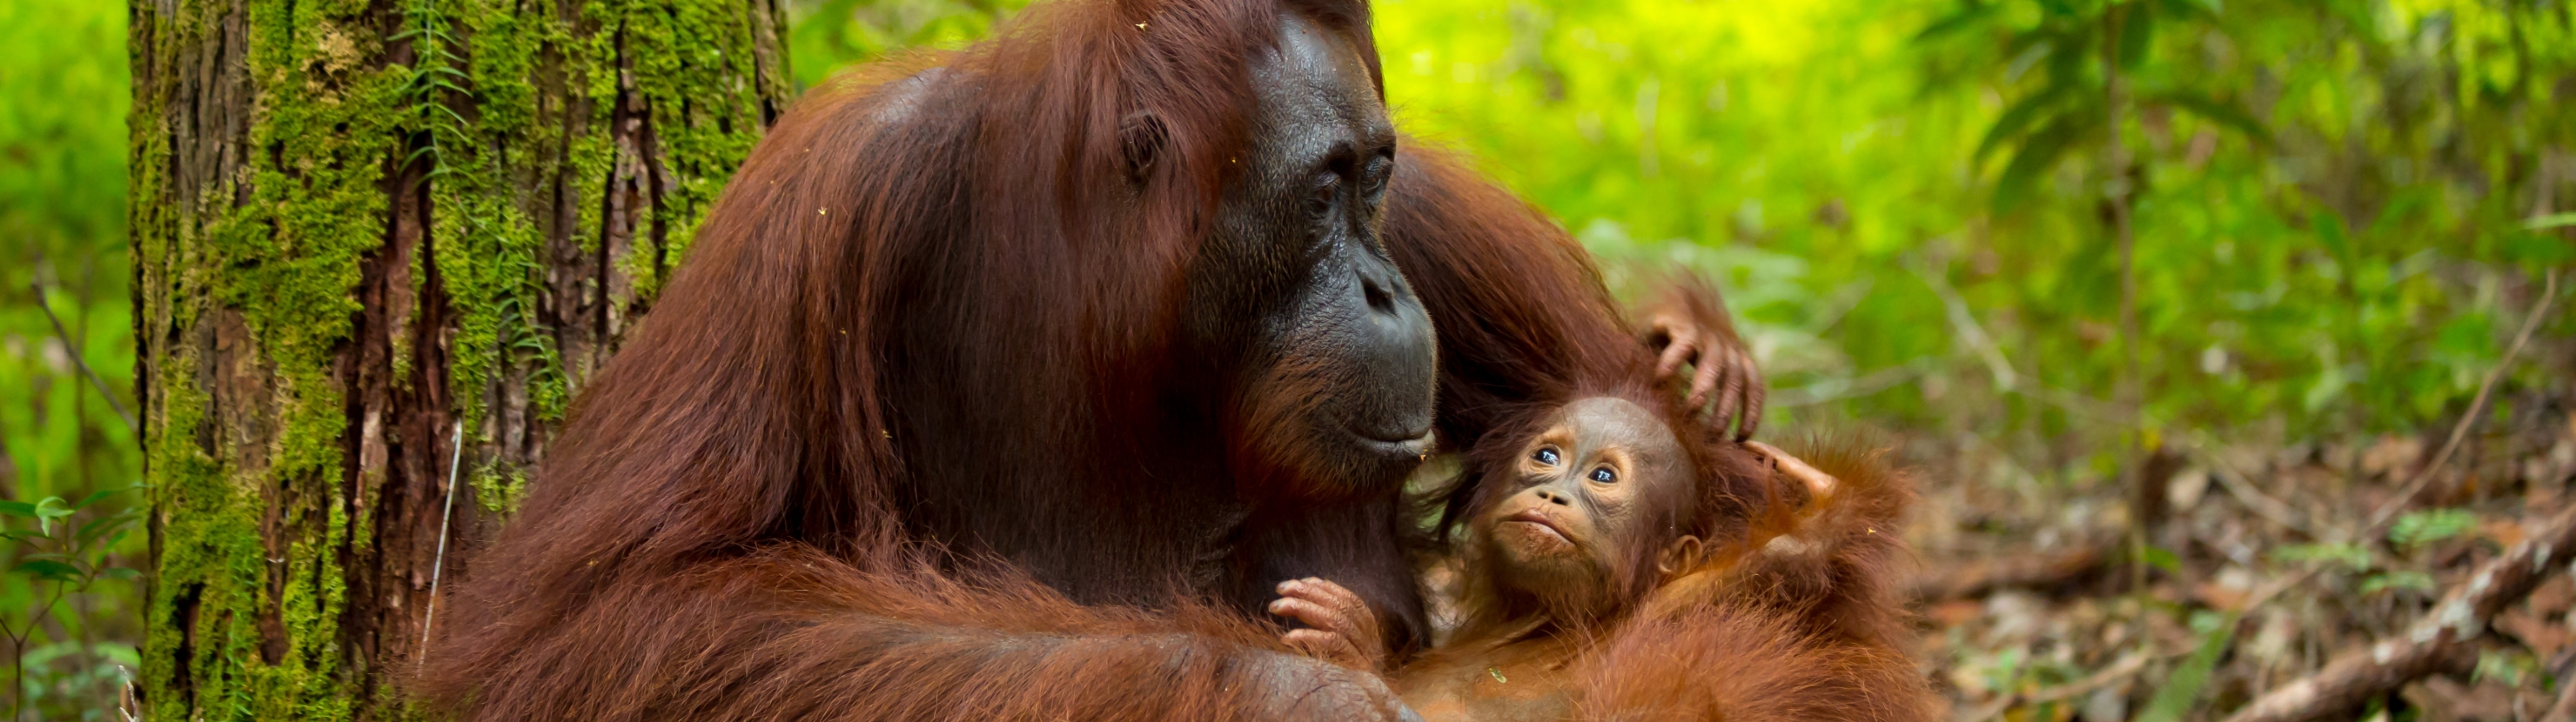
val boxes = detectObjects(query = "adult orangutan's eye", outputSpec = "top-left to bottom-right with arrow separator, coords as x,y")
1306,176 -> 1338,219
1589,467 -> 1617,484
1361,154 -> 1392,200
1532,447 -> 1560,465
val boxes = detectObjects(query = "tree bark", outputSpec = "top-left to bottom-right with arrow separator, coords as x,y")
128,0 -> 788,715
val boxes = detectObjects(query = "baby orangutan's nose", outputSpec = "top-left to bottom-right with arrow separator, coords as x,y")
1534,487 -> 1571,505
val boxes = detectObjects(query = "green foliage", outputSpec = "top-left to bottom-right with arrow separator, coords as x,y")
2359,570 -> 2436,595
0,0 -> 145,717
2271,541 -> 2374,571
0,486 -> 141,719
2136,609 -> 2237,722
2387,507 -> 2478,550
789,0 -> 1031,87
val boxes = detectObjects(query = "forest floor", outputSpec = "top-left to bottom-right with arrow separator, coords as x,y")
1901,390 -> 2576,721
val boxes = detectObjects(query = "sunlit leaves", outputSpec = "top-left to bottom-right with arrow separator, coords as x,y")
2387,508 -> 2478,551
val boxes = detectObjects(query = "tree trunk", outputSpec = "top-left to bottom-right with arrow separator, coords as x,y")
127,0 -> 789,715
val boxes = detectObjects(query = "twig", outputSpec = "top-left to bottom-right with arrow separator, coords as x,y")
1914,543 -> 2110,601
2357,269 -> 2559,538
2174,434 -> 2311,533
419,421 -> 463,668
1771,363 -> 1922,407
2220,500 -> 2576,722
1912,263 -> 2018,393
28,281 -> 136,434
1912,260 -> 2131,425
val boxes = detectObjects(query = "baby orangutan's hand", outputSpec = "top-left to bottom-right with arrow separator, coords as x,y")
1270,578 -> 1389,673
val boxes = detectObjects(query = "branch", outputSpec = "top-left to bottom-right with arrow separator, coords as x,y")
1911,261 -> 2017,393
2175,433 -> 2311,533
2220,500 -> 2576,722
1912,543 -> 2110,601
29,281 -> 136,434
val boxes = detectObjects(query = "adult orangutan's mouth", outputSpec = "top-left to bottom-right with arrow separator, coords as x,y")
1352,427 -> 1435,460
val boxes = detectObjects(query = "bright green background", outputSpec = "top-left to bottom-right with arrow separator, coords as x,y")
3,0 -> 2573,716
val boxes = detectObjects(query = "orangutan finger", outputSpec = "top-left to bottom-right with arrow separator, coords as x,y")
1736,371 -> 1767,441
1269,597 -> 1350,635
1298,579 -> 1372,627
1654,327 -> 1699,378
1714,347 -> 1750,438
1744,440 -> 1835,496
1694,351 -> 1727,416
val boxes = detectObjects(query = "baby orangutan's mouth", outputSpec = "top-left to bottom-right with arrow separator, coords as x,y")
1503,509 -> 1571,544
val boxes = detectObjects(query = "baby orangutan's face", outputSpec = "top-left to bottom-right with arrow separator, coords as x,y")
1475,397 -> 1696,613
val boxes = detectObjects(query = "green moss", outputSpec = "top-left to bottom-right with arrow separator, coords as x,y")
468,466 -> 527,515
139,0 -> 780,715
140,0 -> 399,716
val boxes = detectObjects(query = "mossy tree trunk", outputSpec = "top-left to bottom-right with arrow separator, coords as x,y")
127,0 -> 789,715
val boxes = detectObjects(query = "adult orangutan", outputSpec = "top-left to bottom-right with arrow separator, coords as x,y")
416,0 -> 1760,719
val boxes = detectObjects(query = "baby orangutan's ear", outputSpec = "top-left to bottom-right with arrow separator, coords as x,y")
1657,535 -> 1704,578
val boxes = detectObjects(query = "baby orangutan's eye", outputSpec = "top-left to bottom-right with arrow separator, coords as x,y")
1532,447 -> 1560,465
1589,467 -> 1617,484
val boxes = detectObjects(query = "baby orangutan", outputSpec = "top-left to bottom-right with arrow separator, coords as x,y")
1271,394 -> 1934,722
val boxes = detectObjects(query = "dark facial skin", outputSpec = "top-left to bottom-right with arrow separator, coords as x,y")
1477,397 -> 1698,618
1188,12 -> 1437,498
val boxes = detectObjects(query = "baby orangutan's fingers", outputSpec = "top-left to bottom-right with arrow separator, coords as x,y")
1745,440 -> 1836,497
1282,629 -> 1371,671
1734,359 -> 1767,441
1268,596 -> 1348,633
1271,578 -> 1389,672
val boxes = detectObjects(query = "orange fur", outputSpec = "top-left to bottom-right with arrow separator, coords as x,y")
1583,436 -> 1936,722
1407,400 -> 1935,720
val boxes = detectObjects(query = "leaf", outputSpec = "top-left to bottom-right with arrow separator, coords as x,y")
2390,508 -> 2477,550
98,567 -> 138,582
2311,209 -> 2354,271
2135,611 -> 2238,722
2158,0 -> 2221,20
2500,231 -> 2574,266
23,497 -> 72,535
1991,112 -> 2096,212
2271,542 -> 2372,571
0,501 -> 37,518
2142,545 -> 2181,572
2526,213 -> 2576,231
1976,82 -> 2074,164
75,509 -> 138,546
2153,90 -> 2272,144
11,559 -> 81,583
2362,571 -> 2437,595
72,484 -> 140,511
2117,0 -> 2155,69
1915,0 -> 1999,42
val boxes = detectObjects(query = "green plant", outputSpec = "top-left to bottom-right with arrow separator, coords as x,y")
0,485 -> 138,719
